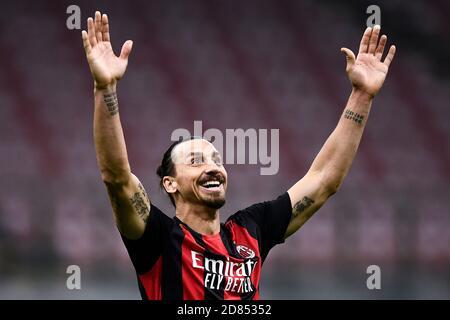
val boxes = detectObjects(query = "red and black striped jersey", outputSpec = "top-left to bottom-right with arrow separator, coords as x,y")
120,192 -> 292,300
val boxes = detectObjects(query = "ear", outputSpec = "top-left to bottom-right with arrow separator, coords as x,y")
162,176 -> 178,194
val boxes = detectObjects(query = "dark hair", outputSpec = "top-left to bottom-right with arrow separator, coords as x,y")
156,136 -> 204,207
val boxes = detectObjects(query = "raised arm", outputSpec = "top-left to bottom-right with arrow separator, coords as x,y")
285,25 -> 396,238
82,11 -> 150,239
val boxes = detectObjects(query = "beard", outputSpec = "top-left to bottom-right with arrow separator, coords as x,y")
201,194 -> 226,209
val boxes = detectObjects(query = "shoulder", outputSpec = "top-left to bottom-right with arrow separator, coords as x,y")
225,192 -> 292,244
227,192 -> 292,224
148,203 -> 175,233
122,203 -> 174,244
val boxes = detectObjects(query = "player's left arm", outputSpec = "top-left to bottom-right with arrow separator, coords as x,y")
284,25 -> 396,239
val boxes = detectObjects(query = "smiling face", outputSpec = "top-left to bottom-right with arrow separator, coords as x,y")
163,139 -> 228,209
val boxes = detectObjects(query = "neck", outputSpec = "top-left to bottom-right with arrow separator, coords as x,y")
175,202 -> 221,236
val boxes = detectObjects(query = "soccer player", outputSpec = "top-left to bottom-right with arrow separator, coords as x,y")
81,11 -> 396,300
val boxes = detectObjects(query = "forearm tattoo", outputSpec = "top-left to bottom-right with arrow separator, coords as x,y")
130,183 -> 150,223
292,196 -> 315,219
343,109 -> 364,125
104,92 -> 119,116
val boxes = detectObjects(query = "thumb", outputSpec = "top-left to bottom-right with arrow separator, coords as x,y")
340,47 -> 355,69
120,40 -> 133,61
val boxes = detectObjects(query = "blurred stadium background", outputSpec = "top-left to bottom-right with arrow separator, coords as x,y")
0,0 -> 449,299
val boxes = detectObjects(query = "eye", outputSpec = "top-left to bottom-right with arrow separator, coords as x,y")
191,155 -> 204,165
213,156 -> 223,166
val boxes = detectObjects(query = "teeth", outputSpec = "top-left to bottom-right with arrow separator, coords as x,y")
202,181 -> 221,188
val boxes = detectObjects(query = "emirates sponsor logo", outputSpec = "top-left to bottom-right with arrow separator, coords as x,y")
191,251 -> 257,294
236,245 -> 255,259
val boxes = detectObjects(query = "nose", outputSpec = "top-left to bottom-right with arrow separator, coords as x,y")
204,166 -> 221,175
203,166 -> 225,181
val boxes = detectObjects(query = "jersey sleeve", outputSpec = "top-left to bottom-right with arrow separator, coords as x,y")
119,203 -> 172,274
230,192 -> 293,261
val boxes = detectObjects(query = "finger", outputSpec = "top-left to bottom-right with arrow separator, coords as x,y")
95,11 -> 103,42
81,30 -> 91,54
120,40 -> 133,61
102,14 -> 110,42
375,35 -> 387,60
87,17 -> 97,46
341,47 -> 355,70
358,27 -> 372,54
368,25 -> 381,54
383,45 -> 396,67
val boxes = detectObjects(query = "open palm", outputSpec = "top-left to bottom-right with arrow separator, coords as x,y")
341,26 -> 396,97
82,11 -> 133,89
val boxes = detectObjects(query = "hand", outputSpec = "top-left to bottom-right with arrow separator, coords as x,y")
341,25 -> 396,98
82,11 -> 133,89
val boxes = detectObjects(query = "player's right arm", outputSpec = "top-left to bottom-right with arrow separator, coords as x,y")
82,11 -> 149,240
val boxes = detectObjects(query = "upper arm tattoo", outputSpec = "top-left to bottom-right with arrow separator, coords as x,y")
130,183 -> 150,223
104,92 -> 119,116
292,196 -> 315,220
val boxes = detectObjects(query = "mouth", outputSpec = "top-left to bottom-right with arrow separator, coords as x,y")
199,178 -> 225,193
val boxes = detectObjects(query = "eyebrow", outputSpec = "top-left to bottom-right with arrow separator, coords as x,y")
186,151 -> 221,159
186,152 -> 204,159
